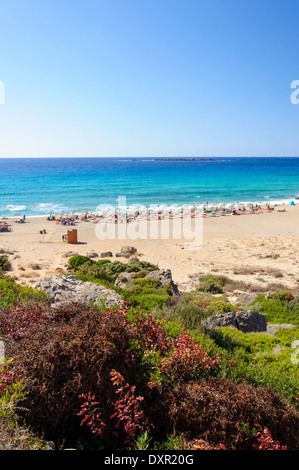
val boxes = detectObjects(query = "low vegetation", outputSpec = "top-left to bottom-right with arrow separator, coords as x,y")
0,255 -> 11,273
0,264 -> 298,450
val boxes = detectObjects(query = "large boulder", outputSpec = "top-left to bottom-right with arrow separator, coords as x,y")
36,275 -> 123,308
145,269 -> 180,296
203,310 -> 267,333
115,246 -> 137,258
100,251 -> 113,258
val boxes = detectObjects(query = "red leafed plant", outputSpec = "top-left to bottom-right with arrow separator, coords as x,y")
133,312 -> 171,354
252,425 -> 287,450
159,329 -> 221,385
77,391 -> 107,438
193,426 -> 288,450
0,302 -> 48,340
78,369 -> 149,446
110,369 -> 149,444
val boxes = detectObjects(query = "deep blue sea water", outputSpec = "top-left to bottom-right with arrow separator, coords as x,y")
1,157 -> 299,217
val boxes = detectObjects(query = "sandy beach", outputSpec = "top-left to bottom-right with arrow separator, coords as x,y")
1,204 -> 299,293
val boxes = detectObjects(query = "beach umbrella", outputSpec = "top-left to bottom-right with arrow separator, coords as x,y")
289,201 -> 295,205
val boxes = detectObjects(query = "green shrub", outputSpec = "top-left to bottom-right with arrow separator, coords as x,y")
128,278 -> 160,291
102,260 -> 158,283
125,261 -> 158,273
186,292 -> 236,314
197,275 -> 232,294
0,361 -> 49,450
251,293 -> 299,326
68,256 -> 158,285
122,278 -> 172,310
171,302 -> 213,330
97,260 -> 112,267
207,326 -> 299,405
68,255 -> 92,270
76,261 -> 110,281
132,293 -> 171,310
0,255 -> 11,272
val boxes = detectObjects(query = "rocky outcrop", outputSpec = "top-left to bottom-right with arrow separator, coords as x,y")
36,275 -> 123,308
145,269 -> 180,296
203,310 -> 267,333
114,267 -> 180,296
114,272 -> 142,289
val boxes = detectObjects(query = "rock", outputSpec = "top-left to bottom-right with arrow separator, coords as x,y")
36,275 -> 123,308
115,252 -> 130,258
100,251 -> 113,258
120,246 -> 137,256
86,252 -> 99,258
203,310 -> 267,333
115,246 -> 137,258
227,291 -> 258,310
145,269 -> 180,296
63,251 -> 79,258
128,256 -> 139,263
0,248 -> 15,255
235,310 -> 267,333
30,263 -> 42,270
204,312 -> 236,330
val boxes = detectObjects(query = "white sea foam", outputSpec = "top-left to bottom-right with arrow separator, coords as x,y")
5,204 -> 27,211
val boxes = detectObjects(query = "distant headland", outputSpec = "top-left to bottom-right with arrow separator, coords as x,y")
154,158 -> 215,161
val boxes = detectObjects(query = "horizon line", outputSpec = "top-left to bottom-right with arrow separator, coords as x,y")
1,155 -> 299,159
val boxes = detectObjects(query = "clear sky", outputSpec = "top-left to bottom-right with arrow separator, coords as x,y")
0,0 -> 299,157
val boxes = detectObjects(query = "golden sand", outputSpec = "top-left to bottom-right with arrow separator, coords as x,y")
1,204 -> 299,293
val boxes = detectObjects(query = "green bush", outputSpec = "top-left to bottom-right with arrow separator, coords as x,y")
127,278 -> 160,291
0,361 -> 49,450
208,325 -> 299,405
0,255 -> 11,272
76,261 -> 110,281
122,278 -> 172,310
68,255 -> 158,284
102,260 -> 158,283
197,275 -> 232,294
171,302 -> 213,331
68,255 -> 92,270
97,260 -> 112,267
251,293 -> 299,326
132,293 -> 171,310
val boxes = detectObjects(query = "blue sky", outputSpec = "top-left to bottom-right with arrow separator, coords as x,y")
0,0 -> 299,157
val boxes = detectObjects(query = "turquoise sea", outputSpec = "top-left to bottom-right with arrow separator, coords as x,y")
0,157 -> 299,217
